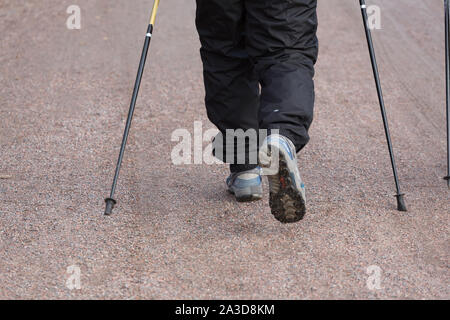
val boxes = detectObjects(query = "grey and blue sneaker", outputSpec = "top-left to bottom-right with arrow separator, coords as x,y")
259,134 -> 306,223
226,168 -> 263,202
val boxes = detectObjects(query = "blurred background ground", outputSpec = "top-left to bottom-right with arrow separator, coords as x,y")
0,0 -> 448,299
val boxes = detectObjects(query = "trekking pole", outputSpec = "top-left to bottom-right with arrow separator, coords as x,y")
359,0 -> 407,211
104,0 -> 160,215
444,0 -> 450,187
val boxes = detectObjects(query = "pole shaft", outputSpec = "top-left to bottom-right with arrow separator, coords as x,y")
359,0 -> 403,195
359,0 -> 407,211
445,0 -> 450,185
109,24 -> 153,199
150,0 -> 161,25
104,0 -> 161,215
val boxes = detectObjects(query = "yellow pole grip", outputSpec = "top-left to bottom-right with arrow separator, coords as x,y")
149,0 -> 160,25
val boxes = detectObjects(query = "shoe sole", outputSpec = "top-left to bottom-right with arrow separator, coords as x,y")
265,149 -> 306,223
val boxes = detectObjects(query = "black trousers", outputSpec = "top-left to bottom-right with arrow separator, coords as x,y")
196,0 -> 318,171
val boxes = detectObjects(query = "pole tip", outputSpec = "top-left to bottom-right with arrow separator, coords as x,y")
395,194 -> 407,212
104,198 -> 117,216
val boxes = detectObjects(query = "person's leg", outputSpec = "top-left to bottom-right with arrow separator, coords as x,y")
245,0 -> 318,222
196,0 -> 260,172
245,0 -> 318,152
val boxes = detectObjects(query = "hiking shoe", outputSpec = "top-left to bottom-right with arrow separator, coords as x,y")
226,168 -> 263,202
259,134 -> 306,223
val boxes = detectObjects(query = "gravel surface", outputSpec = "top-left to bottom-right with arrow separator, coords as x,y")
0,0 -> 448,299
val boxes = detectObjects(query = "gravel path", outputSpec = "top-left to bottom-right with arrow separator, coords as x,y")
0,0 -> 448,299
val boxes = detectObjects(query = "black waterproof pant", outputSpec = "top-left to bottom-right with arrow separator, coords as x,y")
196,0 -> 318,172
